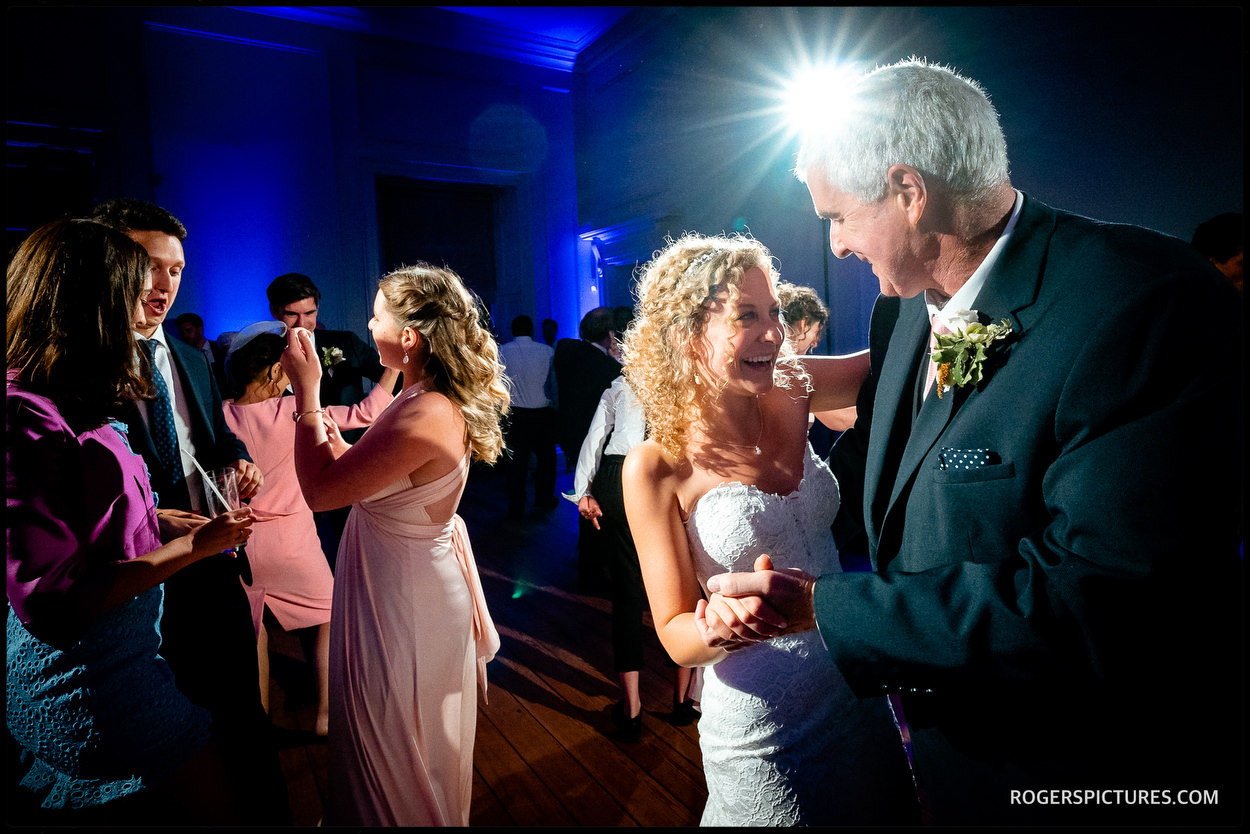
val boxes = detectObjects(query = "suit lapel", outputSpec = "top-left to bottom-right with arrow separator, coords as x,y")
870,196 -> 1057,563
167,336 -> 213,453
864,296 -> 929,555
887,375 -> 960,509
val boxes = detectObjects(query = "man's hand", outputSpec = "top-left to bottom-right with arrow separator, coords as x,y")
232,459 -> 262,502
577,495 -> 603,530
701,555 -> 819,645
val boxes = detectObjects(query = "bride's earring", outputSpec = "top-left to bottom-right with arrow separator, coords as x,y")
402,353 -> 409,365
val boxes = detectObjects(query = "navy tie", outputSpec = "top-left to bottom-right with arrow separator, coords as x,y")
141,339 -> 181,477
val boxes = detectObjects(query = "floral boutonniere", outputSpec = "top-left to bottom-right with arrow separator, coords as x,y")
931,311 -> 1013,398
321,346 -> 345,368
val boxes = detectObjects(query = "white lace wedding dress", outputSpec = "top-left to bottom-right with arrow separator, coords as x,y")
686,443 -> 918,826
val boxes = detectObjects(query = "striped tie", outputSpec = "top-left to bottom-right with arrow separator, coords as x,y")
141,339 -> 181,476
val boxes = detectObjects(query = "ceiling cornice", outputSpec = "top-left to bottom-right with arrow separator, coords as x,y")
232,6 -> 628,71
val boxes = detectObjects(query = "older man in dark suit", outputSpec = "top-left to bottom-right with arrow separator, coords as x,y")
90,198 -> 290,824
703,59 -> 1242,825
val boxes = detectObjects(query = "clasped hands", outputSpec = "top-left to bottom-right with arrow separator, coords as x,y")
695,555 -> 819,650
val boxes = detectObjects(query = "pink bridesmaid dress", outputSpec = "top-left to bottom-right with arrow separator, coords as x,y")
323,387 -> 499,826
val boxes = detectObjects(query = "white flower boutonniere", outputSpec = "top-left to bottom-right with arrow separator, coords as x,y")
321,346 -> 345,368
931,314 -> 1013,398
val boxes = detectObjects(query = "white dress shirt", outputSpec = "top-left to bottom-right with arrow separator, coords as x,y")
921,189 -> 1024,399
571,375 -> 645,500
925,189 -> 1025,325
138,327 -> 203,510
499,335 -> 556,409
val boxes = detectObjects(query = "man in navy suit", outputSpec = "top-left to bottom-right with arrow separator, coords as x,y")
266,272 -> 385,410
703,59 -> 1242,824
90,199 -> 289,824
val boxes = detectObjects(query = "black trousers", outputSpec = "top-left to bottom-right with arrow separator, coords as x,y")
156,469 -> 290,824
504,406 -> 557,516
159,553 -> 292,824
592,455 -> 647,672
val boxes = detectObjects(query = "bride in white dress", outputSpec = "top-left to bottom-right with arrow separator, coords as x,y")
621,233 -> 919,825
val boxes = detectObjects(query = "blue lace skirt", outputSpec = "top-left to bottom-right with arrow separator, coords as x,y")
6,586 -> 212,809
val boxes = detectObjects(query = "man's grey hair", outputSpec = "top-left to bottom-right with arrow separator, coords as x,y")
796,57 -> 1010,204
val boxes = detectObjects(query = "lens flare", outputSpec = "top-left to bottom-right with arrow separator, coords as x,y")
781,63 -> 860,142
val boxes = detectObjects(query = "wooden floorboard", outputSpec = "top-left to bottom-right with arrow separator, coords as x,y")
266,458 -> 707,827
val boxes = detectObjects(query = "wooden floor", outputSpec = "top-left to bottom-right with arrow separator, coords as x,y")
265,457 -> 708,827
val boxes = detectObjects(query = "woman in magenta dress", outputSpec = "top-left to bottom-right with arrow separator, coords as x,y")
221,322 -> 398,735
6,218 -> 254,824
281,263 -> 508,826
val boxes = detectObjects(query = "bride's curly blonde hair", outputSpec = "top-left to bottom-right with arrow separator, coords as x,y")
621,233 -> 804,460
379,263 -> 510,464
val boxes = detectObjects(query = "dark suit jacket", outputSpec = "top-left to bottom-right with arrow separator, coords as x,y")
120,333 -> 289,822
553,338 -> 621,457
823,196 -> 1243,824
314,328 -> 384,408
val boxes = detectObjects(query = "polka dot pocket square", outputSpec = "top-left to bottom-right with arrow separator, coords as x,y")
937,448 -> 1001,470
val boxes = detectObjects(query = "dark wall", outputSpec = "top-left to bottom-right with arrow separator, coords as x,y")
7,6 -> 1242,354
575,7 -> 1244,352
5,5 -> 584,343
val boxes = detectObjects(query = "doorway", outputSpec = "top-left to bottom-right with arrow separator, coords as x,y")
375,175 -> 500,312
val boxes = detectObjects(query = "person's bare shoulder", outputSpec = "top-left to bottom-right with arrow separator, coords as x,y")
623,437 -> 681,486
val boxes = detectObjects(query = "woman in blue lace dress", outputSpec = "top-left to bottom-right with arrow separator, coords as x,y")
6,219 -> 254,824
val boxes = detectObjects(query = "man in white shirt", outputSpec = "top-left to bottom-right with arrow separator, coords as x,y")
499,314 -> 558,519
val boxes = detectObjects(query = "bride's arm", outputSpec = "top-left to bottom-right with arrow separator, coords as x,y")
802,350 -> 869,413
623,441 -> 739,668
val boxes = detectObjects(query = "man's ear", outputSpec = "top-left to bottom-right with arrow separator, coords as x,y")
886,164 -> 927,226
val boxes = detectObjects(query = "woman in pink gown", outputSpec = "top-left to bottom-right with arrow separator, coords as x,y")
281,263 -> 508,826
220,323 -> 398,735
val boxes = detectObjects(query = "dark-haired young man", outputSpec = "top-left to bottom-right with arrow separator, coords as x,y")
267,272 -> 385,409
90,198 -> 289,824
